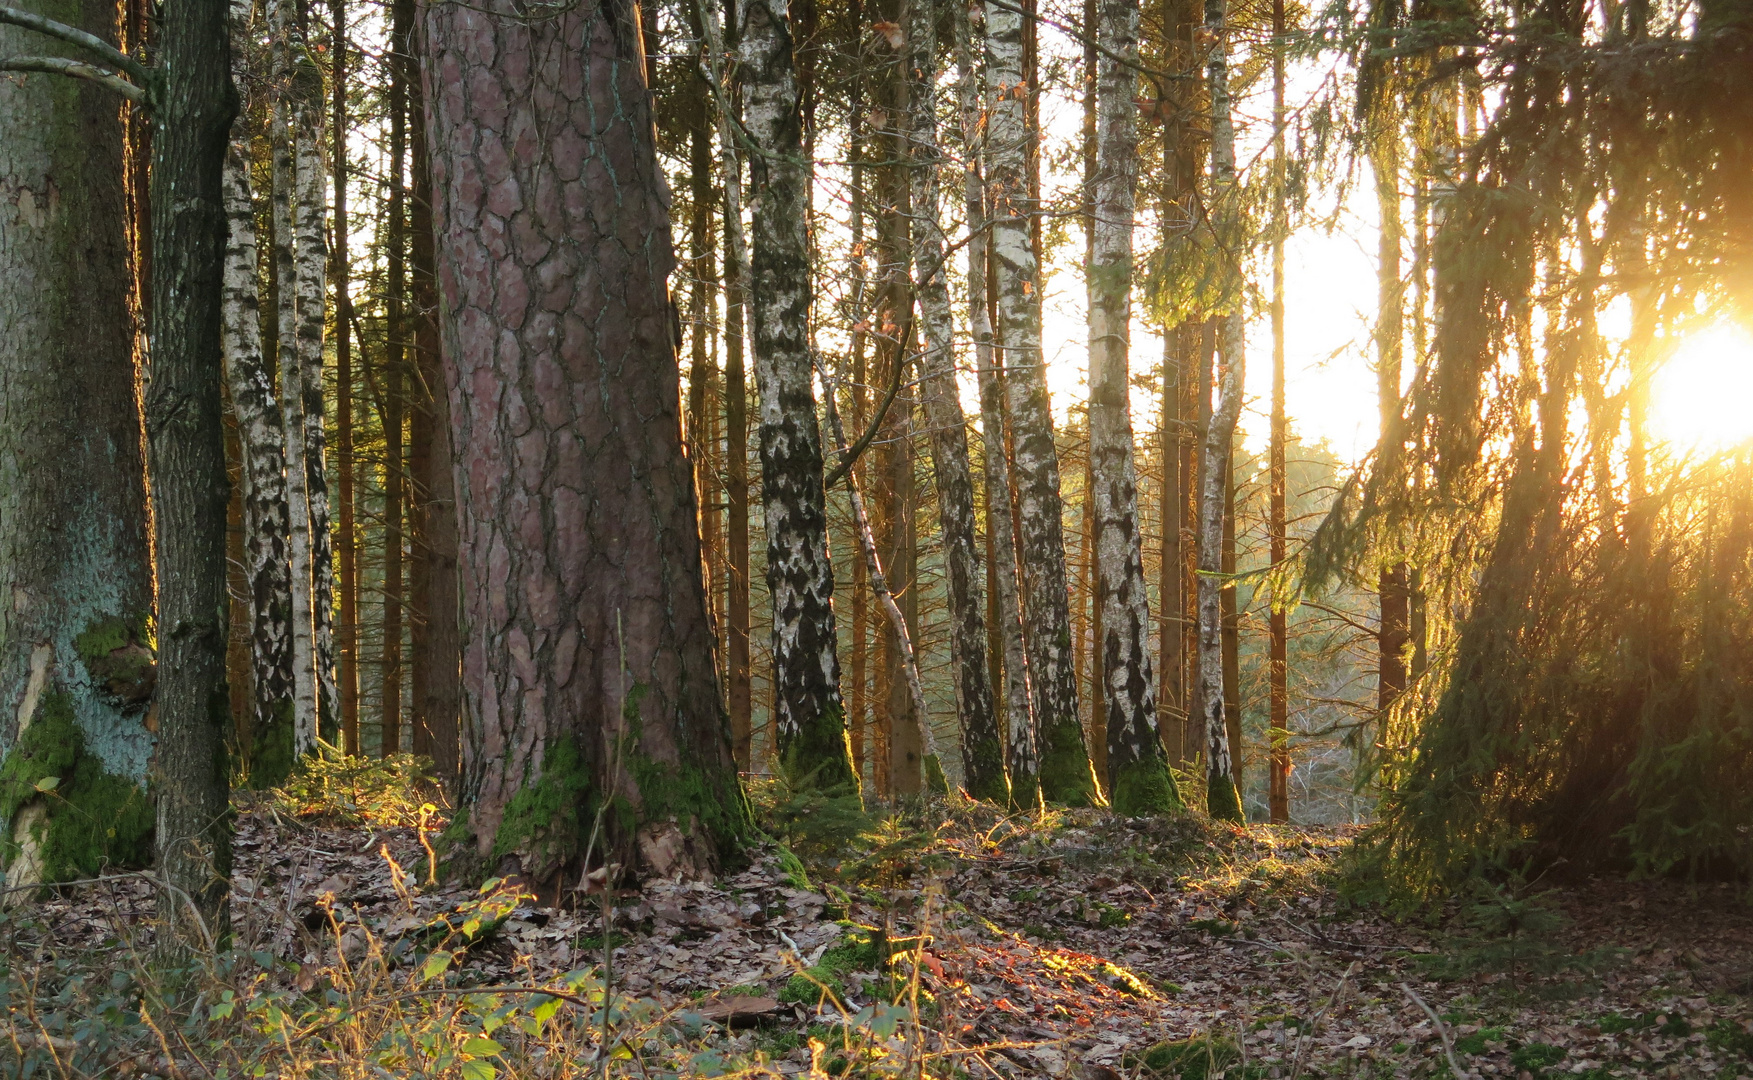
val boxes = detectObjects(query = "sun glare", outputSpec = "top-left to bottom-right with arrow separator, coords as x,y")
1648,322 -> 1753,453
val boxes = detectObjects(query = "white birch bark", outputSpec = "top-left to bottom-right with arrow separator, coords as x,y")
1198,0 -> 1244,820
1088,0 -> 1177,812
293,86 -> 335,739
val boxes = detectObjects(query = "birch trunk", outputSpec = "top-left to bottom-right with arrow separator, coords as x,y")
294,82 -> 336,743
1088,0 -> 1179,814
985,0 -> 1095,806
737,0 -> 857,791
1199,0 -> 1244,821
223,0 -> 296,786
0,0 -> 156,889
907,0 -> 1002,801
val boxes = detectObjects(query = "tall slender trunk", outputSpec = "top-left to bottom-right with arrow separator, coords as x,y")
986,0 -> 1095,806
420,0 -> 747,881
221,0 -> 296,786
1184,320 -> 1212,768
1373,131 -> 1409,714
1199,0 -> 1243,821
333,0 -> 359,756
1267,0 -> 1290,824
704,0 -> 754,771
686,81 -> 718,685
1089,0 -> 1179,813
382,0 -> 408,757
959,0 -> 1032,808
738,0 -> 856,791
908,0 -> 1002,801
406,13 -> 459,789
0,0 -> 157,889
148,0 -> 237,946
847,36 -> 869,784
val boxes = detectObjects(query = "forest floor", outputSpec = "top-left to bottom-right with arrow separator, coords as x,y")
3,761 -> 1752,1079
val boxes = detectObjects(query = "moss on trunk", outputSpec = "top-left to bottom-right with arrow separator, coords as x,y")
1109,758 -> 1183,817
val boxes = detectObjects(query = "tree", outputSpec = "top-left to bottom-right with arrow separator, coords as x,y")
1267,0 -> 1290,824
907,0 -> 1003,801
0,0 -> 156,888
1198,0 -> 1244,821
1088,0 -> 1180,813
738,0 -> 858,792
420,0 -> 747,882
986,0 -> 1096,806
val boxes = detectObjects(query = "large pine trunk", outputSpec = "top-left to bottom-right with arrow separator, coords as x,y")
0,0 -> 157,888
421,0 -> 747,882
985,0 -> 1095,806
221,0 -> 297,787
738,0 -> 857,792
1088,0 -> 1179,814
147,0 -> 237,945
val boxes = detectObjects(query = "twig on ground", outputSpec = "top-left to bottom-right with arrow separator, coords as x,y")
1401,981 -> 1466,1078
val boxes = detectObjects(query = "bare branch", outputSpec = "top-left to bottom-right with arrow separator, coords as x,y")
0,56 -> 145,103
0,6 -> 149,84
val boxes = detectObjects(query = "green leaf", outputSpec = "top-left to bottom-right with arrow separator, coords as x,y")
209,1000 -> 234,1020
461,1037 -> 504,1057
33,776 -> 59,792
421,951 -> 453,981
460,1059 -> 497,1080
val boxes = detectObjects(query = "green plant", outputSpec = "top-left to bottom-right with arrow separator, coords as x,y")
1510,1042 -> 1566,1072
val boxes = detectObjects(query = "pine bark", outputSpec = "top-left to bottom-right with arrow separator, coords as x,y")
0,0 -> 156,889
1199,0 -> 1244,821
738,0 -> 856,791
985,0 -> 1095,806
221,0 -> 296,786
1373,132 -> 1409,714
1088,0 -> 1179,814
907,0 -> 1002,801
422,0 -> 747,881
1267,0 -> 1290,824
147,0 -> 238,945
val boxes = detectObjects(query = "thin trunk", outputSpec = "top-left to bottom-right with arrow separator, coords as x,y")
148,0 -> 236,946
383,0 -> 408,757
908,0 -> 1001,801
1267,0 -> 1290,824
737,0 -> 856,791
222,0 -> 296,786
0,0 -> 156,889
687,83 -> 718,680
848,39 -> 869,784
1199,0 -> 1243,821
1089,0 -> 1178,813
421,0 -> 747,881
1221,454 -> 1240,793
986,0 -> 1094,806
407,8 -> 459,789
704,0 -> 754,772
1373,131 -> 1409,714
334,0 -> 359,756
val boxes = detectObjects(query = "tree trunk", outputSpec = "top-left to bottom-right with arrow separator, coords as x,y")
221,0 -> 296,786
333,0 -> 359,757
907,0 -> 1001,802
383,0 -> 409,757
0,0 -> 156,890
847,45 -> 869,785
147,0 -> 237,946
421,0 -> 747,882
406,10 -> 460,790
1373,132 -> 1409,715
737,0 -> 856,792
985,0 -> 1095,806
1267,0 -> 1290,824
1088,0 -> 1179,814
1199,0 -> 1243,821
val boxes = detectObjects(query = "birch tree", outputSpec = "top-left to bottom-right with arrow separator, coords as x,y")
985,0 -> 1095,806
738,0 -> 858,792
1087,0 -> 1180,813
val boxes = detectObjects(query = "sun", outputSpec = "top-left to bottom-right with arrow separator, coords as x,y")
1647,322 -> 1753,453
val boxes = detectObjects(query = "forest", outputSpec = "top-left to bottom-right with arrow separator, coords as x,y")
0,0 -> 1749,1072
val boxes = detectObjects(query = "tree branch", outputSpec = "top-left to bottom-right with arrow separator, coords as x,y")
0,56 -> 145,102
0,6 -> 149,84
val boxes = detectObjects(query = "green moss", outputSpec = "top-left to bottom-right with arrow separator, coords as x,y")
1110,757 -> 1184,816
0,692 -> 153,882
491,736 -> 595,879
246,695 -> 295,790
923,754 -> 949,796
1452,1027 -> 1504,1055
74,615 -> 155,706
1125,1033 -> 1248,1079
775,702 -> 860,796
961,731 -> 1008,804
1206,770 -> 1244,823
778,926 -> 892,1007
1038,716 -> 1099,807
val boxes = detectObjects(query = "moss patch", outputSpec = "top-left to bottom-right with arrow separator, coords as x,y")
1038,716 -> 1098,808
1206,770 -> 1244,823
0,691 -> 152,881
1110,757 -> 1184,816
74,615 -> 155,707
778,925 -> 893,1007
247,695 -> 295,790
774,702 -> 860,796
491,736 -> 595,880
1125,1033 -> 1248,1079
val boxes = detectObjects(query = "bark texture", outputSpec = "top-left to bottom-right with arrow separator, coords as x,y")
147,0 -> 238,945
0,0 -> 156,888
908,0 -> 1001,801
1088,0 -> 1179,814
222,0 -> 296,787
1199,0 -> 1244,821
738,0 -> 856,792
985,0 -> 1095,806
421,0 -> 746,881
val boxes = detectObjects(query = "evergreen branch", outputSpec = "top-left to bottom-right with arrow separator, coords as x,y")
0,55 -> 145,102
0,6 -> 149,84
